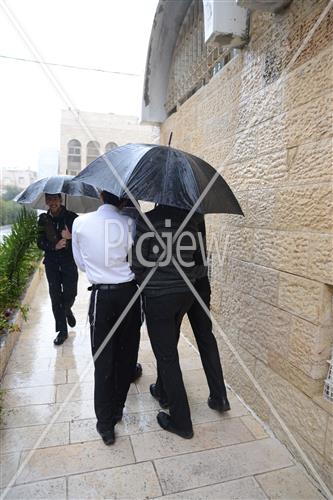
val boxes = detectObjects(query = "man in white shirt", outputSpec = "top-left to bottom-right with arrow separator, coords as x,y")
72,191 -> 141,445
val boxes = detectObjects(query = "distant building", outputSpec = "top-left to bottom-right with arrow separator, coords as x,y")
59,110 -> 159,175
1,168 -> 37,190
37,148 -> 59,179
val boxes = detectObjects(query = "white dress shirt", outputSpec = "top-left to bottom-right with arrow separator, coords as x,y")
72,204 -> 135,284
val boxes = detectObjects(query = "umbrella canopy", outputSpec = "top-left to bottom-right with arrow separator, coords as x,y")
14,175 -> 101,213
72,144 -> 243,215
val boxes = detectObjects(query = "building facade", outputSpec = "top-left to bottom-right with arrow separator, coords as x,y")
1,168 -> 37,191
59,110 -> 159,175
143,0 -> 333,491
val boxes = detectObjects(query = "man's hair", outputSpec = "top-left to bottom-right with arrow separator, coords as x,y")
45,193 -> 62,199
101,190 -> 122,207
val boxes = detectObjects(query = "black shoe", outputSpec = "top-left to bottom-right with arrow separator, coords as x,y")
53,332 -> 68,346
208,396 -> 231,412
96,423 -> 115,445
157,411 -> 194,439
66,310 -> 76,328
150,384 -> 169,409
131,363 -> 142,382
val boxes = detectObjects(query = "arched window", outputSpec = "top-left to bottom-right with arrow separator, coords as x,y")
86,141 -> 100,164
67,139 -> 81,175
105,141 -> 118,152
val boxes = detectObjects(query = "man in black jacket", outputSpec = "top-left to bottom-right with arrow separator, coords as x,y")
185,218 -> 230,412
37,193 -> 78,345
150,217 -> 231,414
131,204 -> 201,439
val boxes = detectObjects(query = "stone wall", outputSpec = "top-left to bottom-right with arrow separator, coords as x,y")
160,0 -> 333,491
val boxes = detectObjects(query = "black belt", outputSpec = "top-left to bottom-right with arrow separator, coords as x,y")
88,281 -> 136,291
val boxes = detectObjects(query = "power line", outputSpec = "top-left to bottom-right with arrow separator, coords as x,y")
0,53 -> 141,77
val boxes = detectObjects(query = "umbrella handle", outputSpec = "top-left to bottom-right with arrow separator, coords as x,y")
168,132 -> 173,146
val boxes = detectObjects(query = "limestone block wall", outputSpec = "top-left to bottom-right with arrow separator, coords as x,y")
160,0 -> 333,490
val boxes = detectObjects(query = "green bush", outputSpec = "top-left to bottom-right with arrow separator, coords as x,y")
0,208 -> 42,334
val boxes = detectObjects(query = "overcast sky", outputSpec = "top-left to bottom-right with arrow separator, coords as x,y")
0,0 -> 158,171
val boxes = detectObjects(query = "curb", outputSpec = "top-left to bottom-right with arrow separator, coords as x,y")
0,262 -> 44,379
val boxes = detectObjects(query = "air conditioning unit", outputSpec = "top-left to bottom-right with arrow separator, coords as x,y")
203,0 -> 249,48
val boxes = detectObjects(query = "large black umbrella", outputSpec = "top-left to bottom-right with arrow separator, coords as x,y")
72,144 -> 243,215
14,175 -> 101,213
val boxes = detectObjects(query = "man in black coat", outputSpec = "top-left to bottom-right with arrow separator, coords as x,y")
150,217 -> 230,414
131,204 -> 201,439
186,218 -> 230,412
37,193 -> 78,345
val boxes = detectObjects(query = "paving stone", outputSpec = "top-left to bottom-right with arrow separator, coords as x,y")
0,422 -> 69,453
3,385 -> 56,408
1,369 -> 66,389
131,418 -> 254,461
56,381 -> 137,403
0,452 -> 20,488
68,461 -> 162,499
255,465 -> 324,499
1,400 -> 95,429
157,476 -> 268,499
240,415 -> 268,439
0,477 -> 66,499
125,392 -> 161,412
154,438 -> 293,495
70,411 -> 160,443
17,437 -> 135,484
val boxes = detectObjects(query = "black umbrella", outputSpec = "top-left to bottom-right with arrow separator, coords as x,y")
14,175 -> 101,213
72,144 -> 243,215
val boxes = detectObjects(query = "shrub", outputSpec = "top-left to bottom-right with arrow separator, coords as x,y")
0,208 -> 42,334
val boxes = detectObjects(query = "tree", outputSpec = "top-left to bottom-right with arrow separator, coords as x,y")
2,185 -> 22,201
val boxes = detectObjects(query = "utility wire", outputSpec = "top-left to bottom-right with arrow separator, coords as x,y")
0,53 -> 140,77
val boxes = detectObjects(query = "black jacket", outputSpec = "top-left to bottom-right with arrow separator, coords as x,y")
37,206 -> 78,264
131,205 -> 202,296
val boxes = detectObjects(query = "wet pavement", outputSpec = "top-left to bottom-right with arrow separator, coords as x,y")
0,270 -> 324,499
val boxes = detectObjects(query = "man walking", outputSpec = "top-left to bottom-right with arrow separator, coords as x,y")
37,193 -> 78,345
131,204 -> 201,439
187,218 -> 230,412
72,191 -> 141,445
149,216 -> 230,414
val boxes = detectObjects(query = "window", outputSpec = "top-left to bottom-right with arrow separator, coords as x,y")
105,142 -> 118,152
166,0 -> 237,115
67,139 -> 81,174
87,141 -> 100,165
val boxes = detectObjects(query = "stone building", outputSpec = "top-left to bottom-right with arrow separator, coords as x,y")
59,110 -> 159,175
142,0 -> 333,491
1,168 -> 37,191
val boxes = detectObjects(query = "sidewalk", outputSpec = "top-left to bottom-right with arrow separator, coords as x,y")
0,271 -> 324,499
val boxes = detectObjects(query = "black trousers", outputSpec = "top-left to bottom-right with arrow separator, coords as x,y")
187,276 -> 227,400
44,259 -> 78,335
155,277 -> 227,404
144,292 -> 194,432
89,283 -> 141,430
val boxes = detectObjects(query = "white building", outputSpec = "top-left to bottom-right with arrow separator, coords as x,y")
59,109 -> 159,175
1,168 -> 37,190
